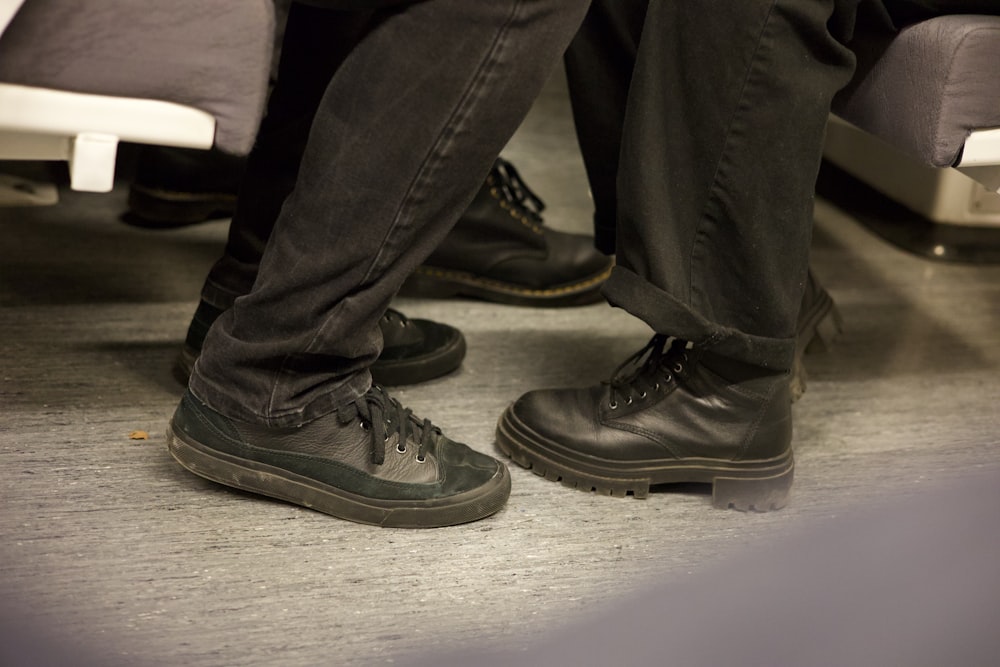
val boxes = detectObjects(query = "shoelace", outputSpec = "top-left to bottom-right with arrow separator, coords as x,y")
489,157 -> 546,224
338,385 -> 438,465
605,335 -> 689,410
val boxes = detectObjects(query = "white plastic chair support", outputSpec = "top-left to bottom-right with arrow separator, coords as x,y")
70,132 -> 119,193
0,83 -> 216,192
956,127 -> 1000,193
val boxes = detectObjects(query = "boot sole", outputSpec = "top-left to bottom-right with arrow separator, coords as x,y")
791,288 -> 844,401
167,424 -> 510,528
399,265 -> 612,307
496,407 -> 793,512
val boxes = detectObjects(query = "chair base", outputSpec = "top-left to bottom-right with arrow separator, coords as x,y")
816,161 -> 1000,265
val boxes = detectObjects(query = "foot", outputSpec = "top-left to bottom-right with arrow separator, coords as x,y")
401,158 -> 613,306
125,147 -> 244,227
496,337 -> 794,511
176,304 -> 465,387
168,386 -> 510,527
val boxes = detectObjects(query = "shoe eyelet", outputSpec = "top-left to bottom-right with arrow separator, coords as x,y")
609,401 -> 618,410
639,391 -> 647,399
653,383 -> 660,391
625,396 -> 633,405
396,443 -> 406,454
415,455 -> 426,464
673,363 -> 683,373
360,420 -> 371,431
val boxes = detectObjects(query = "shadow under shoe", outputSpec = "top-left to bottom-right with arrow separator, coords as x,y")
175,303 -> 465,387
401,158 -> 613,307
496,337 -> 794,512
168,386 -> 510,527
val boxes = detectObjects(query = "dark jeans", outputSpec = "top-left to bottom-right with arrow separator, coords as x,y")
565,0 -> 997,372
189,0 -> 589,426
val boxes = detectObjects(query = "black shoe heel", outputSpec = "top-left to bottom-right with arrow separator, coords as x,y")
805,300 -> 844,354
792,297 -> 844,401
711,463 -> 794,512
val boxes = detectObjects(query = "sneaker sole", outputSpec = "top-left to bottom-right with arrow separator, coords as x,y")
399,265 -> 612,307
791,288 -> 844,401
496,407 -> 793,512
167,424 -> 511,528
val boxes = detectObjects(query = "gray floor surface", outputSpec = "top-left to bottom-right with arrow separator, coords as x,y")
2,73 -> 999,666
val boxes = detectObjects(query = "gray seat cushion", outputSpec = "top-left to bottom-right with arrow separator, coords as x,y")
833,14 -> 1000,168
0,0 -> 274,155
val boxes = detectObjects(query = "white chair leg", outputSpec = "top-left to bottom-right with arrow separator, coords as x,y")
69,132 -> 119,193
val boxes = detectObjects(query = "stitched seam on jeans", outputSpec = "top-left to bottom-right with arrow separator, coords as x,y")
687,0 -> 778,320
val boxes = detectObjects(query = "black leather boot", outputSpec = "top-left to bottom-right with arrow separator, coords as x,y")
400,158 -> 613,306
496,336 -> 794,511
175,301 -> 465,387
127,150 -> 613,306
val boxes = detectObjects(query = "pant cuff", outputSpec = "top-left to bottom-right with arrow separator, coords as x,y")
189,366 -> 372,428
602,266 -> 796,371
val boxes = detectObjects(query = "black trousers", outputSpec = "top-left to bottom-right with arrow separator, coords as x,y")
190,0 -> 590,425
565,0 -> 998,371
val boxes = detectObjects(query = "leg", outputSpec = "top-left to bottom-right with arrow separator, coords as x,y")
174,5 -> 465,388
563,0 -> 647,255
168,0 -> 590,527
497,0 -> 861,510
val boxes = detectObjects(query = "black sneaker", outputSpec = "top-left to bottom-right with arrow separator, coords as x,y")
168,387 -> 510,527
175,303 -> 465,387
496,337 -> 794,511
401,158 -> 614,307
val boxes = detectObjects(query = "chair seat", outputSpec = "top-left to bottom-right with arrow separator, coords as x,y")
832,14 -> 1000,169
0,0 -> 274,156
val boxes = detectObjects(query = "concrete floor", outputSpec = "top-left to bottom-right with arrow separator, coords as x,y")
2,72 -> 999,666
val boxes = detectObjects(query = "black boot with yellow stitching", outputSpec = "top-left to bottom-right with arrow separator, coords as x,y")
400,158 -> 613,307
